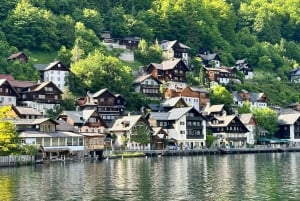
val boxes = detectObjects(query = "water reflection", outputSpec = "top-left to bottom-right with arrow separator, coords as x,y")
1,153 -> 300,200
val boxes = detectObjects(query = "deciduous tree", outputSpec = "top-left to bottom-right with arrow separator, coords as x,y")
0,106 -> 19,156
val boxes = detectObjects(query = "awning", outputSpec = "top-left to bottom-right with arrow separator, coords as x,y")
258,137 -> 290,144
43,147 -> 70,152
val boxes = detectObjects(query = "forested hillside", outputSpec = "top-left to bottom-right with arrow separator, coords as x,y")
1,0 -> 300,108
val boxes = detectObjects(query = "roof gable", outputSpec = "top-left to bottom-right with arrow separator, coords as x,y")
278,113 -> 300,125
109,115 -> 144,132
44,60 -> 69,71
30,81 -> 63,94
0,79 -> 20,97
133,74 -> 162,84
92,88 -> 115,98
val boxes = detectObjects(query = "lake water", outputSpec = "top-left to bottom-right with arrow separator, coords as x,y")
1,152 -> 300,201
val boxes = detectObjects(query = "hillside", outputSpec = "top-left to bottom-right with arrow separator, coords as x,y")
1,0 -> 300,108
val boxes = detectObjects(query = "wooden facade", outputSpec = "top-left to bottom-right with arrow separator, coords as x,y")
146,59 -> 189,82
164,86 -> 209,111
208,115 -> 248,147
7,52 -> 28,63
78,89 -> 126,125
133,74 -> 162,100
0,79 -> 19,105
20,81 -> 62,104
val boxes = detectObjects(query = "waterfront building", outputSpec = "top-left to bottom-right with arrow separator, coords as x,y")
207,115 -> 249,148
57,109 -> 107,158
15,118 -> 84,160
277,113 -> 300,145
149,107 -> 207,149
109,114 -> 152,150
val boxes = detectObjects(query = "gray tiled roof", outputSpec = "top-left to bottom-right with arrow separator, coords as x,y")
151,58 -> 182,70
56,120 -> 78,132
160,40 -> 190,51
109,115 -> 142,132
92,88 -> 111,98
61,109 -> 96,124
34,64 -> 48,71
203,104 -> 225,114
150,112 -> 170,120
15,106 -> 42,116
19,130 -> 82,138
199,53 -> 218,61
133,74 -> 162,84
168,107 -> 193,120
161,97 -> 185,108
239,113 -> 253,124
278,113 -> 300,125
150,107 -> 193,121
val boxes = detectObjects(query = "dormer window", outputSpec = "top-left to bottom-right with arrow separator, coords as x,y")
45,87 -> 53,92
122,121 -> 130,127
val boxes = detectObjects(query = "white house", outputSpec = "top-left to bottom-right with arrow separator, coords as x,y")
149,107 -> 207,149
35,60 -> 70,91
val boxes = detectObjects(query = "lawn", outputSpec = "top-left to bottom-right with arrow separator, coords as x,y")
28,50 -> 58,64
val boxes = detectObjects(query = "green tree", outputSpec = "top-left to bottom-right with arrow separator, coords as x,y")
45,105 -> 62,120
3,0 -> 58,50
57,45 -> 72,66
237,101 -> 252,114
70,50 -> 132,95
73,22 -> 100,58
0,106 -> 19,156
135,39 -> 162,65
253,107 -> 278,138
131,121 -> 152,150
210,85 -> 233,111
6,60 -> 39,81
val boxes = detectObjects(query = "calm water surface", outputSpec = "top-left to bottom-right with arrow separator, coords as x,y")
1,152 -> 300,201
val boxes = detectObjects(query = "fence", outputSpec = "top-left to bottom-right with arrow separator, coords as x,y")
0,155 -> 35,167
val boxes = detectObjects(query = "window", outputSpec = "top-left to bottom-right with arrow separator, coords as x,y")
79,138 -> 83,146
180,131 -> 185,134
45,87 -> 53,92
60,138 -> 66,146
67,138 -> 72,146
52,138 -> 59,146
180,121 -> 185,125
73,138 -> 78,146
44,138 -> 50,146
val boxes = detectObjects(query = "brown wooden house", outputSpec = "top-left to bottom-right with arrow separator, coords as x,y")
0,79 -> 20,106
7,52 -> 29,63
204,67 -> 237,85
57,109 -> 107,158
160,40 -> 190,65
119,36 -> 141,49
133,74 -> 162,100
164,85 -> 209,111
151,127 -> 168,150
15,81 -> 63,114
78,88 -> 126,126
146,58 -> 189,82
208,115 -> 248,148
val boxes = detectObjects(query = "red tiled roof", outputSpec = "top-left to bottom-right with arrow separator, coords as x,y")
0,74 -> 15,81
